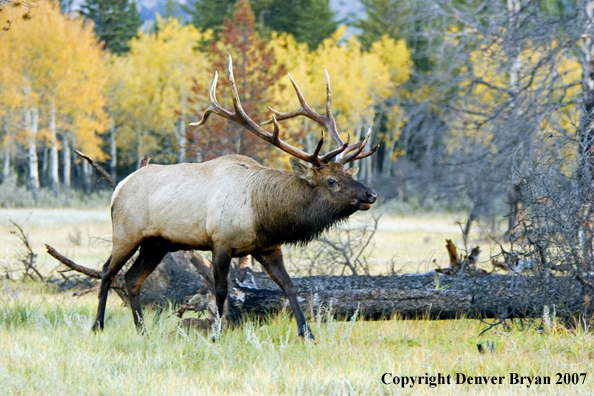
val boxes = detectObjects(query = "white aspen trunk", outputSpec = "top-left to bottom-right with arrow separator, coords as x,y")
508,0 -> 522,89
506,0 -> 523,238
2,146 -> 10,180
137,121 -> 143,168
49,104 -> 59,197
1,119 -> 9,180
383,135 -> 395,178
26,105 -> 40,203
110,119 -> 117,182
586,2 -> 594,91
175,93 -> 187,163
42,146 -> 48,176
62,133 -> 71,204
82,160 -> 91,195
578,1 -> 594,267
383,109 -> 403,177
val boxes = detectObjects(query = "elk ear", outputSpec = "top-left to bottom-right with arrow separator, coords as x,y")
346,166 -> 359,177
290,158 -> 316,187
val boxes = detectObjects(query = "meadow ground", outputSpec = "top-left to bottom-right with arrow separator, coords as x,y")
0,206 -> 593,395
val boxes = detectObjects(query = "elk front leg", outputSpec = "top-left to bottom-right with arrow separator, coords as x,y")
212,249 -> 232,319
124,238 -> 169,332
254,249 -> 314,341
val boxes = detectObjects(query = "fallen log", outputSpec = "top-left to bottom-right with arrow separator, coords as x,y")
230,273 -> 591,321
46,244 -> 592,324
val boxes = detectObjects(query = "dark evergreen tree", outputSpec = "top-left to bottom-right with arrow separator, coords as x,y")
264,0 -> 337,49
184,0 -> 235,37
163,0 -> 182,19
356,0 -> 408,49
185,0 -> 336,49
79,0 -> 142,54
356,0 -> 434,71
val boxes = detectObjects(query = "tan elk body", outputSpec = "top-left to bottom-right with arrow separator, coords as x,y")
111,155 -> 364,256
93,57 -> 378,339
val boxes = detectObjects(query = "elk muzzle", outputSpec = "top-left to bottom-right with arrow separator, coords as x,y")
355,187 -> 377,211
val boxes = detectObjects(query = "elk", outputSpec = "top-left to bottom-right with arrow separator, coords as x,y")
92,56 -> 378,340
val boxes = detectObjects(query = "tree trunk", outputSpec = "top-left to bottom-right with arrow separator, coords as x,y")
25,105 -> 40,203
136,122 -> 143,168
110,119 -> 117,182
82,160 -> 91,196
507,183 -> 522,237
228,272 -> 590,322
506,0 -> 523,238
49,104 -> 60,197
3,144 -> 10,180
578,2 -> 594,268
62,134 -> 71,204
175,93 -> 187,163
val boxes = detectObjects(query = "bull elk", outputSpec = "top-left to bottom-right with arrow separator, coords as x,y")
92,56 -> 378,340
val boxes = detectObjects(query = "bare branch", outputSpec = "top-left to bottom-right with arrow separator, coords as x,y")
74,150 -> 116,189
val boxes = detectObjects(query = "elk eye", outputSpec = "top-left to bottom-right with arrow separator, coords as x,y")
328,178 -> 336,186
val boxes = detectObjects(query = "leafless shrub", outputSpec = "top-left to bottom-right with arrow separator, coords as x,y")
4,220 -> 43,281
286,215 -> 380,276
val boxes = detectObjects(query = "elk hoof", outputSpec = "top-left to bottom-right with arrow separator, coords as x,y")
91,322 -> 103,332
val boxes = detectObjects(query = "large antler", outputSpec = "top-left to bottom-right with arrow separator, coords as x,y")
189,56 -> 347,167
262,70 -> 379,164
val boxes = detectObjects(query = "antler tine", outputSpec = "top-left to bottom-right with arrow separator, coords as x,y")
320,134 -> 350,163
193,55 -> 328,167
323,69 -> 344,149
262,71 -> 345,151
262,73 -> 323,125
271,115 -> 280,142
338,128 -> 379,164
312,131 -> 324,158
227,55 -> 245,117
189,71 -> 234,127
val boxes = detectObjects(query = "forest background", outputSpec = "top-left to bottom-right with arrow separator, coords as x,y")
2,0 -> 594,266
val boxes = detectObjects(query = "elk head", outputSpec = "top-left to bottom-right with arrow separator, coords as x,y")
290,159 -> 376,213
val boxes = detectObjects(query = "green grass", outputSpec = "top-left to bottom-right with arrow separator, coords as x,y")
1,207 -> 589,395
0,283 -> 593,395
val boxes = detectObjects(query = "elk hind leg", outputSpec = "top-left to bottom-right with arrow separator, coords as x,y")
124,238 -> 169,332
254,249 -> 314,340
93,244 -> 139,331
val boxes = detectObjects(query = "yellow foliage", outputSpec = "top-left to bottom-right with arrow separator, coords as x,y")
270,26 -> 412,149
108,16 -> 212,164
0,1 -> 109,160
370,35 -> 413,86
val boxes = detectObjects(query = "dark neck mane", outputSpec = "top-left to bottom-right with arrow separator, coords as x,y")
250,168 -> 354,247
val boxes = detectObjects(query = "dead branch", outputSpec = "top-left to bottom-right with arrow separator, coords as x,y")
72,285 -> 100,297
45,244 -> 125,289
139,155 -> 151,168
188,252 -> 214,292
437,240 -> 486,275
74,150 -> 116,189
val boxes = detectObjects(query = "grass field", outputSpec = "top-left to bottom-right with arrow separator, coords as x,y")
1,206 -> 593,395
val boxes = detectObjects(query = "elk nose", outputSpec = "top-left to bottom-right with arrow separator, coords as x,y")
366,188 -> 377,203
